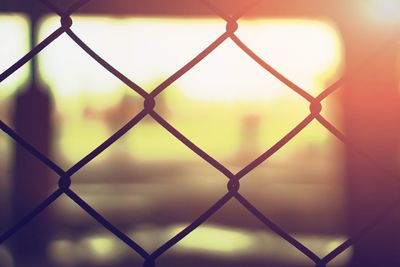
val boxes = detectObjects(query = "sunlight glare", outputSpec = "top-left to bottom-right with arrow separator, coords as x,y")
0,14 -> 30,99
366,0 -> 400,24
38,16 -> 342,103
36,16 -> 343,163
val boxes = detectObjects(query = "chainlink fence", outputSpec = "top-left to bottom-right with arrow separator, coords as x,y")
0,0 -> 399,266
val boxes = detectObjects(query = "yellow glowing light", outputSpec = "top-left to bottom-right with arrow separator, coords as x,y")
182,19 -> 342,102
38,16 -> 342,102
0,14 -> 30,98
59,120 -> 110,163
36,16 -> 343,162
171,224 -> 253,254
85,237 -> 114,258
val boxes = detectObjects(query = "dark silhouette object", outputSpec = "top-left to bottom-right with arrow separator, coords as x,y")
11,5 -> 54,266
339,21 -> 400,267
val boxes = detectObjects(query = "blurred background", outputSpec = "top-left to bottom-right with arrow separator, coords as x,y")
0,1 -> 399,267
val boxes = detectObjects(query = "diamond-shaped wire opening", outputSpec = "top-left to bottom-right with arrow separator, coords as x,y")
50,196 -> 144,266
65,14 -> 227,94
35,32 -> 145,167
0,0 -> 400,266
0,119 -> 63,226
154,37 -> 312,173
233,18 -> 344,97
239,121 -> 347,233
66,121 -> 229,251
158,202 -> 327,267
0,0 -> 91,87
1,195 -> 64,266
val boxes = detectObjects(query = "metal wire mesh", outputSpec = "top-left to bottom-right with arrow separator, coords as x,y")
0,0 -> 399,266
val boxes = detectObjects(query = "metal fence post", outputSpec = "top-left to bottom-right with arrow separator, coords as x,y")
11,8 -> 54,266
339,20 -> 400,267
